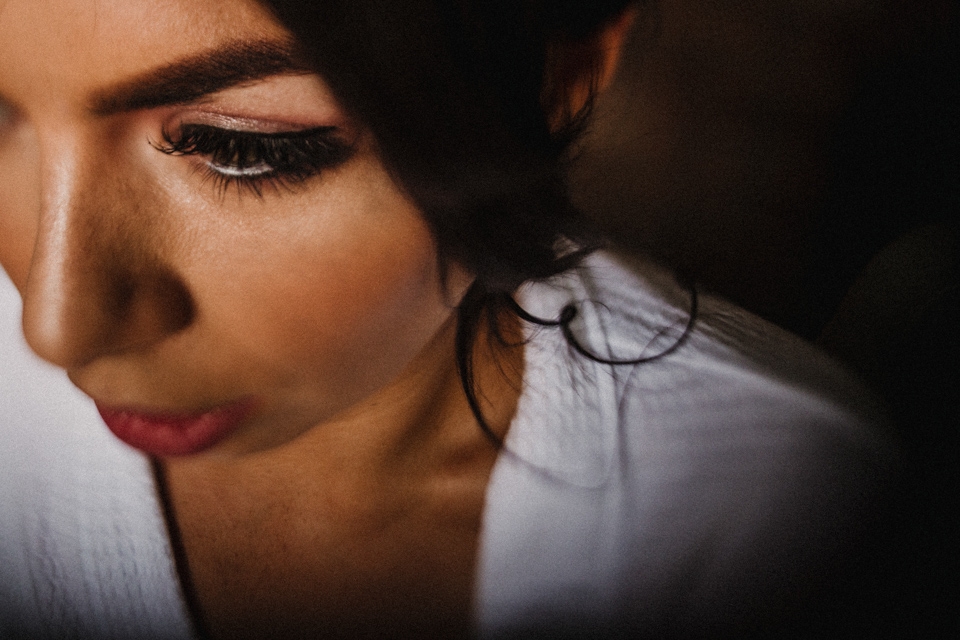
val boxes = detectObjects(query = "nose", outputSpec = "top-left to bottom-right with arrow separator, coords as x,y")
21,138 -> 194,369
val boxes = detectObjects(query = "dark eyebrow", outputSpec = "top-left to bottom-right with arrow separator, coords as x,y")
90,39 -> 312,116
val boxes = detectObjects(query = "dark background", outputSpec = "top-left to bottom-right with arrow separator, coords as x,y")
573,1 -> 959,636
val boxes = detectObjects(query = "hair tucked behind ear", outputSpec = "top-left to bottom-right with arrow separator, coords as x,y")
264,1 -> 693,443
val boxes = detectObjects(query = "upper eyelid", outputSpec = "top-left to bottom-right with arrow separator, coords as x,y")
208,124 -> 339,138
161,102 -> 352,134
161,122 -> 343,143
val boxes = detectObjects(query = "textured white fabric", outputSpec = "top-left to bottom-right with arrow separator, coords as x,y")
0,253 -> 892,639
0,276 -> 195,639
475,253 -> 892,637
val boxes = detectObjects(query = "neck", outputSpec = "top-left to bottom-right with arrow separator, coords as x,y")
154,309 -> 525,640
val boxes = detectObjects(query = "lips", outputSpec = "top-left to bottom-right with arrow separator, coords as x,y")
95,397 -> 256,457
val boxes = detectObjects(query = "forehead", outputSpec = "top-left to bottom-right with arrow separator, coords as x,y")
0,0 -> 289,112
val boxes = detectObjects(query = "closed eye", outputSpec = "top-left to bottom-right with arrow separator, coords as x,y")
154,123 -> 355,197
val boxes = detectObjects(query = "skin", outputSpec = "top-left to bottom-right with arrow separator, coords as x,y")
0,0 -> 485,458
0,0 -> 627,637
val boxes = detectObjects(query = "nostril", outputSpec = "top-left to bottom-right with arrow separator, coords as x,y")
110,268 -> 195,355
113,277 -> 136,313
150,270 -> 195,336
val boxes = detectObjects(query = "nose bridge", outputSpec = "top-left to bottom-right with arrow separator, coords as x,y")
21,131 -> 194,369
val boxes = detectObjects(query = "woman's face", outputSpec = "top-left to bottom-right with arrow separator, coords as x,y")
0,0 -> 470,457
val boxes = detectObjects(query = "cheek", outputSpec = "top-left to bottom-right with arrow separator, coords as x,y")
176,161 -> 453,391
251,230 -> 443,366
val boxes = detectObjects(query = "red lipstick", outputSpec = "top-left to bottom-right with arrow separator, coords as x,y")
95,398 -> 255,457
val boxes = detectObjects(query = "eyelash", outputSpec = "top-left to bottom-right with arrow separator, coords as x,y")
154,124 -> 355,197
